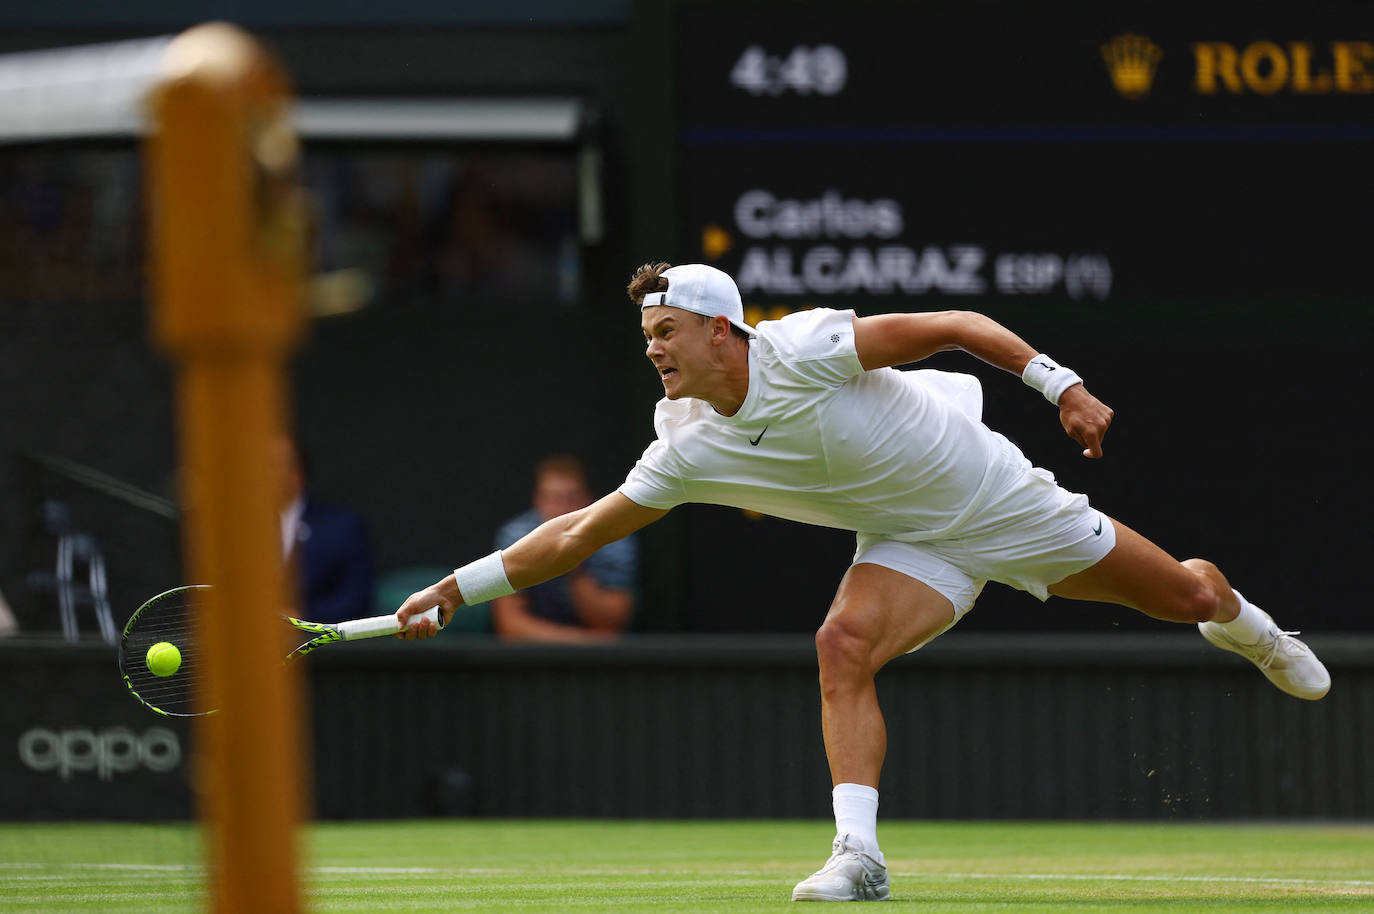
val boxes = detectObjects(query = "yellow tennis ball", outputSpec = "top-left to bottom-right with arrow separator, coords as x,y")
146,641 -> 182,677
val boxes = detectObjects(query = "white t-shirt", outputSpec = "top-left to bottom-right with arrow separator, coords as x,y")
619,307 -> 1037,543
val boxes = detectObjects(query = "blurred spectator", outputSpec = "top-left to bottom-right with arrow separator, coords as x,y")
429,165 -> 565,304
491,455 -> 637,642
275,435 -> 375,624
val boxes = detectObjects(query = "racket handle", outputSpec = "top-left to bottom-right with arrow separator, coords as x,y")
336,606 -> 441,641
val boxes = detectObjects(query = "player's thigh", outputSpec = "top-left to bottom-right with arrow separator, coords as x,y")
1047,516 -> 1204,612
824,562 -> 957,667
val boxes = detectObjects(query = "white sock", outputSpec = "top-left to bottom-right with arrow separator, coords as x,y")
832,783 -> 881,859
1215,589 -> 1274,643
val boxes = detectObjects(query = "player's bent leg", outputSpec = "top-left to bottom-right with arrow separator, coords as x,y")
796,564 -> 953,902
1049,517 -> 1329,700
814,563 -> 956,788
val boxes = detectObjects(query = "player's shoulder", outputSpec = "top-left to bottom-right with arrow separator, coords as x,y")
754,307 -> 857,362
752,308 -> 863,387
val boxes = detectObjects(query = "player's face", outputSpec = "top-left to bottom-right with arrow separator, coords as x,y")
641,306 -> 712,400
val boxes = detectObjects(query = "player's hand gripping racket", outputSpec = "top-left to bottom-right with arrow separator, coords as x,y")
118,584 -> 443,717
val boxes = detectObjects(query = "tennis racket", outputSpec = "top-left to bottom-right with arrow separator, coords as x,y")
118,584 -> 443,717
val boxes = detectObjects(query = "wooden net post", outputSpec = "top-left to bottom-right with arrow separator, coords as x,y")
146,23 -> 307,914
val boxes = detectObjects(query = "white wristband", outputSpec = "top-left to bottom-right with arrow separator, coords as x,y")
453,551 -> 514,605
1022,353 -> 1083,405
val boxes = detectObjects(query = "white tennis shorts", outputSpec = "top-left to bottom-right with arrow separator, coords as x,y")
853,465 -> 1116,622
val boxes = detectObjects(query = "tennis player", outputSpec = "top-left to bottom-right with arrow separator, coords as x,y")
397,262 -> 1329,902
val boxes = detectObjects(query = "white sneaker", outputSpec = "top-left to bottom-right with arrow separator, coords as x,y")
1198,612 -> 1331,700
791,834 -> 890,902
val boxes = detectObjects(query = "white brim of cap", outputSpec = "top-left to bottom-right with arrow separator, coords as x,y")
640,294 -> 756,336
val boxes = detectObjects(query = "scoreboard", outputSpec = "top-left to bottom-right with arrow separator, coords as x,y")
651,1 -> 1372,634
673,2 -> 1371,325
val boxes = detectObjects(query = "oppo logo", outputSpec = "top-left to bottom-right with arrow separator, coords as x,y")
17,726 -> 181,781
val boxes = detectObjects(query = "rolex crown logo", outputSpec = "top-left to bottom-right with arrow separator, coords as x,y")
1102,33 -> 1163,99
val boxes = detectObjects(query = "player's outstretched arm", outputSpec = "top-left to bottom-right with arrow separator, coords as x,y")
395,492 -> 667,639
852,310 -> 1113,457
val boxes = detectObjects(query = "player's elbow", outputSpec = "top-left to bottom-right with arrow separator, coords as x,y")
937,310 -> 996,348
908,310 -> 985,358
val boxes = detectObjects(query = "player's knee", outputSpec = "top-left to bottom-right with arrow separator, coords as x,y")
814,616 -> 877,681
1171,572 -> 1222,623
1181,557 -> 1220,579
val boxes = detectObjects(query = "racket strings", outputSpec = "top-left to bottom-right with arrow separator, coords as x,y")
121,594 -> 205,715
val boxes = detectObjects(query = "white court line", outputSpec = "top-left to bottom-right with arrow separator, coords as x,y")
0,863 -> 199,872
0,863 -> 438,875
897,872 -> 1374,888
313,867 -> 442,875
2,862 -> 1370,889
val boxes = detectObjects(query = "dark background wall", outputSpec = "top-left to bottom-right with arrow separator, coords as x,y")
5,633 -> 1370,821
1,0 -> 1369,642
0,3 -> 658,633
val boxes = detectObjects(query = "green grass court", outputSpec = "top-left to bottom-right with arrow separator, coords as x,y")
2,820 -> 1371,912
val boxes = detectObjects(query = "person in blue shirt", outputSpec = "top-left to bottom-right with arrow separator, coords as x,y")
490,455 -> 638,642
276,434 -> 375,624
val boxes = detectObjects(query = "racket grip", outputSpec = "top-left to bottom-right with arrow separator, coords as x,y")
337,606 -> 441,640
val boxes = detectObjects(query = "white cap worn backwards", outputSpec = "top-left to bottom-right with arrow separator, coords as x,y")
640,264 -> 757,337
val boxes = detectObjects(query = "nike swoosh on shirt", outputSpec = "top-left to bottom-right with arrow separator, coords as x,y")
1092,517 -> 1103,536
749,426 -> 769,446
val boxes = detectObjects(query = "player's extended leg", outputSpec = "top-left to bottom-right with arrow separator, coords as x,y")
794,562 -> 957,903
1048,517 -> 1329,699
